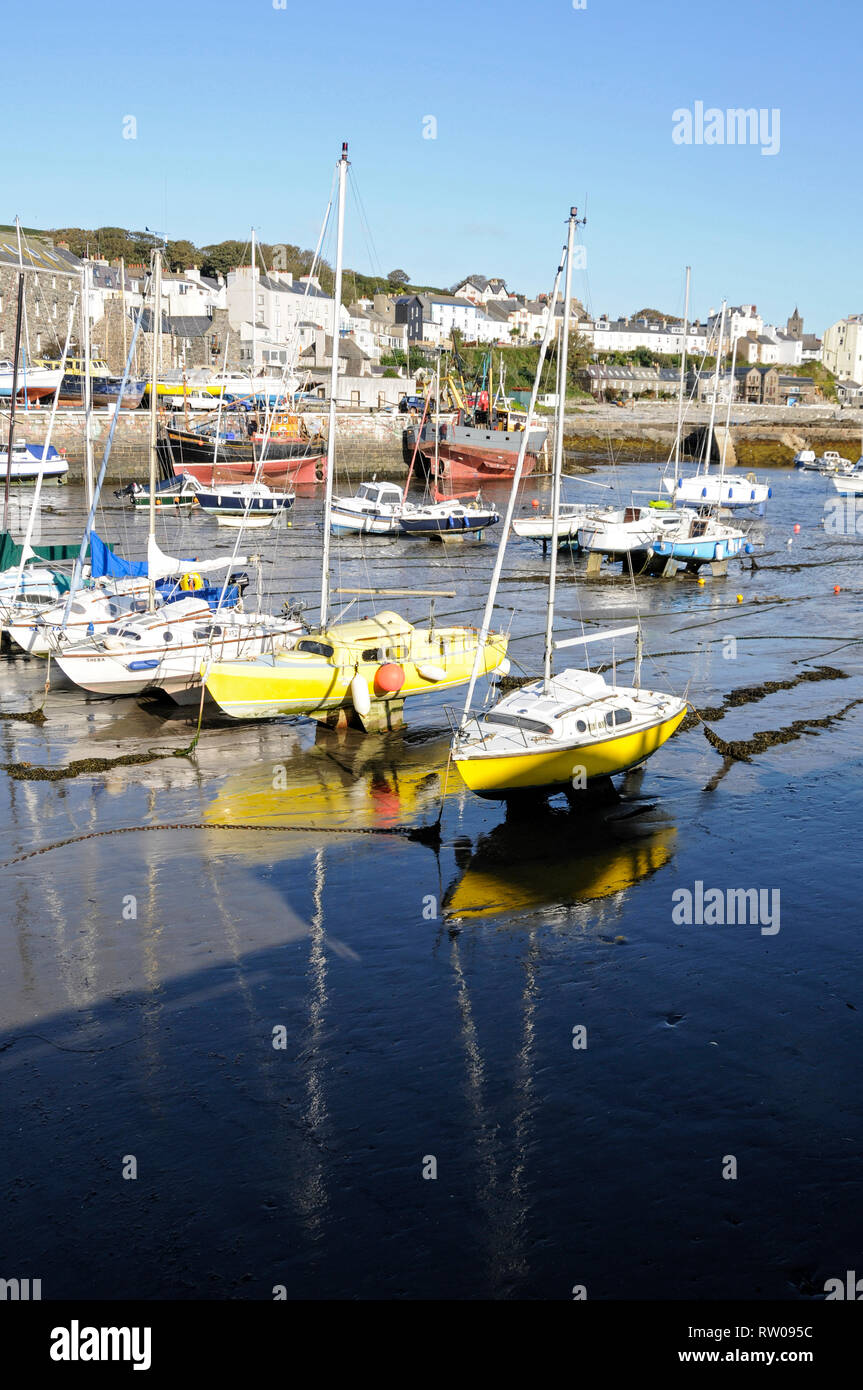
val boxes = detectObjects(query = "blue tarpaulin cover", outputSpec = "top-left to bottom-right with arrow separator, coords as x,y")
88,531 -> 149,579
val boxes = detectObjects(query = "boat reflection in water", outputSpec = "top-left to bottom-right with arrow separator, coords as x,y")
443,790 -> 676,922
204,725 -> 454,842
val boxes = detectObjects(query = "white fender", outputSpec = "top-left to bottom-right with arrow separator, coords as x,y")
350,672 -> 371,716
416,663 -> 447,682
493,657 -> 511,677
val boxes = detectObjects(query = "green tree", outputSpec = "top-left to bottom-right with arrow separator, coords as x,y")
165,239 -> 200,271
199,240 -> 248,278
388,268 -> 410,286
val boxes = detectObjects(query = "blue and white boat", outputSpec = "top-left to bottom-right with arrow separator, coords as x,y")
650,514 -> 750,567
0,440 -> 68,482
194,480 -> 295,528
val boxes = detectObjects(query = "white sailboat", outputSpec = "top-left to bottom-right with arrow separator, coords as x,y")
52,250 -> 301,698
451,207 -> 688,798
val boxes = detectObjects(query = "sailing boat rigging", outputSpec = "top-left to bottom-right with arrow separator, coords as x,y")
203,142 -> 509,731
451,207 -> 688,798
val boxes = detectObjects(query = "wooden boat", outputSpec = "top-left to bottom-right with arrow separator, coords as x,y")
158,417 -> 326,487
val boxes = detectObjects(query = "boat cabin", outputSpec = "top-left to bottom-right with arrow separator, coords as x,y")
356,482 -> 403,506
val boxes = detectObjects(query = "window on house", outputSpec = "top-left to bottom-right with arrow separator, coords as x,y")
351,391 -> 360,406
36,333 -> 42,351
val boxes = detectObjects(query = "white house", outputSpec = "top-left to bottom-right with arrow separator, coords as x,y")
583,316 -> 710,355
226,266 -> 342,371
822,315 -> 863,380
706,304 -> 763,344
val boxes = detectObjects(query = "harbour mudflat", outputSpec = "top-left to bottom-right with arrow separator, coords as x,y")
1,465 -> 861,1299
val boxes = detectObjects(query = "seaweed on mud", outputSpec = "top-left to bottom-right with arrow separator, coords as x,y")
2,748 -> 195,781
689,665 -> 847,727
702,699 -> 863,763
0,708 -> 47,725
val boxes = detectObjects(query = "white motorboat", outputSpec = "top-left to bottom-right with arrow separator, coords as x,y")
330,479 -> 499,539
831,463 -> 863,495
576,505 -> 675,557
664,473 -> 771,510
0,440 -> 68,482
330,481 -> 404,535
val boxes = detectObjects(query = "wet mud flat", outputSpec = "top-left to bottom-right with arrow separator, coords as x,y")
1,465 -> 862,1299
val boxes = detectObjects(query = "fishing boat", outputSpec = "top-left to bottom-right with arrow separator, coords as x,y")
0,440 -> 68,482
194,480 -> 295,528
405,406 -> 548,486
0,358 -> 63,402
793,448 -> 816,469
451,207 -> 687,799
204,143 -> 509,732
157,415 -> 326,487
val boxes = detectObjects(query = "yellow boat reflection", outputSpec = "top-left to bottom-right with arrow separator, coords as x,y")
444,805 -> 676,920
205,726 -> 456,836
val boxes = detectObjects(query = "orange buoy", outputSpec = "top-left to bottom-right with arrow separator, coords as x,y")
793,523 -> 801,534
374,662 -> 405,695
531,499 -> 539,508
834,585 -> 841,594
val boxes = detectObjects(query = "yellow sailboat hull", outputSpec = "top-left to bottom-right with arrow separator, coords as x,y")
205,634 -> 509,720
454,707 -> 687,796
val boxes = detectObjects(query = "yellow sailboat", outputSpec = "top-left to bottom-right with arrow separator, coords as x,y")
203,143 -> 508,731
205,609 -> 508,724
451,206 -> 687,798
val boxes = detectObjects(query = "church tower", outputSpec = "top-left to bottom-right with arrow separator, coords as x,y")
786,307 -> 803,339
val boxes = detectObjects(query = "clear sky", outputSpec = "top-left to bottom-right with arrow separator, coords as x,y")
6,0 -> 856,332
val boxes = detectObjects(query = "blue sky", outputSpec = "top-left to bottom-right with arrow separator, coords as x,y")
7,0 -> 857,332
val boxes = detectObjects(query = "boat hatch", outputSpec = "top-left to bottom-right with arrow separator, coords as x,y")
604,708 -> 633,727
107,627 -> 142,640
482,711 -> 554,736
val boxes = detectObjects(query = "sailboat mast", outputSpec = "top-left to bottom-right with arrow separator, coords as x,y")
147,250 -> 163,611
718,331 -> 738,484
250,226 -> 257,408
543,208 -> 577,691
81,263 -> 95,509
319,142 -> 348,629
703,299 -> 726,477
673,265 -> 691,487
2,275 -> 24,534
460,243 -> 568,722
